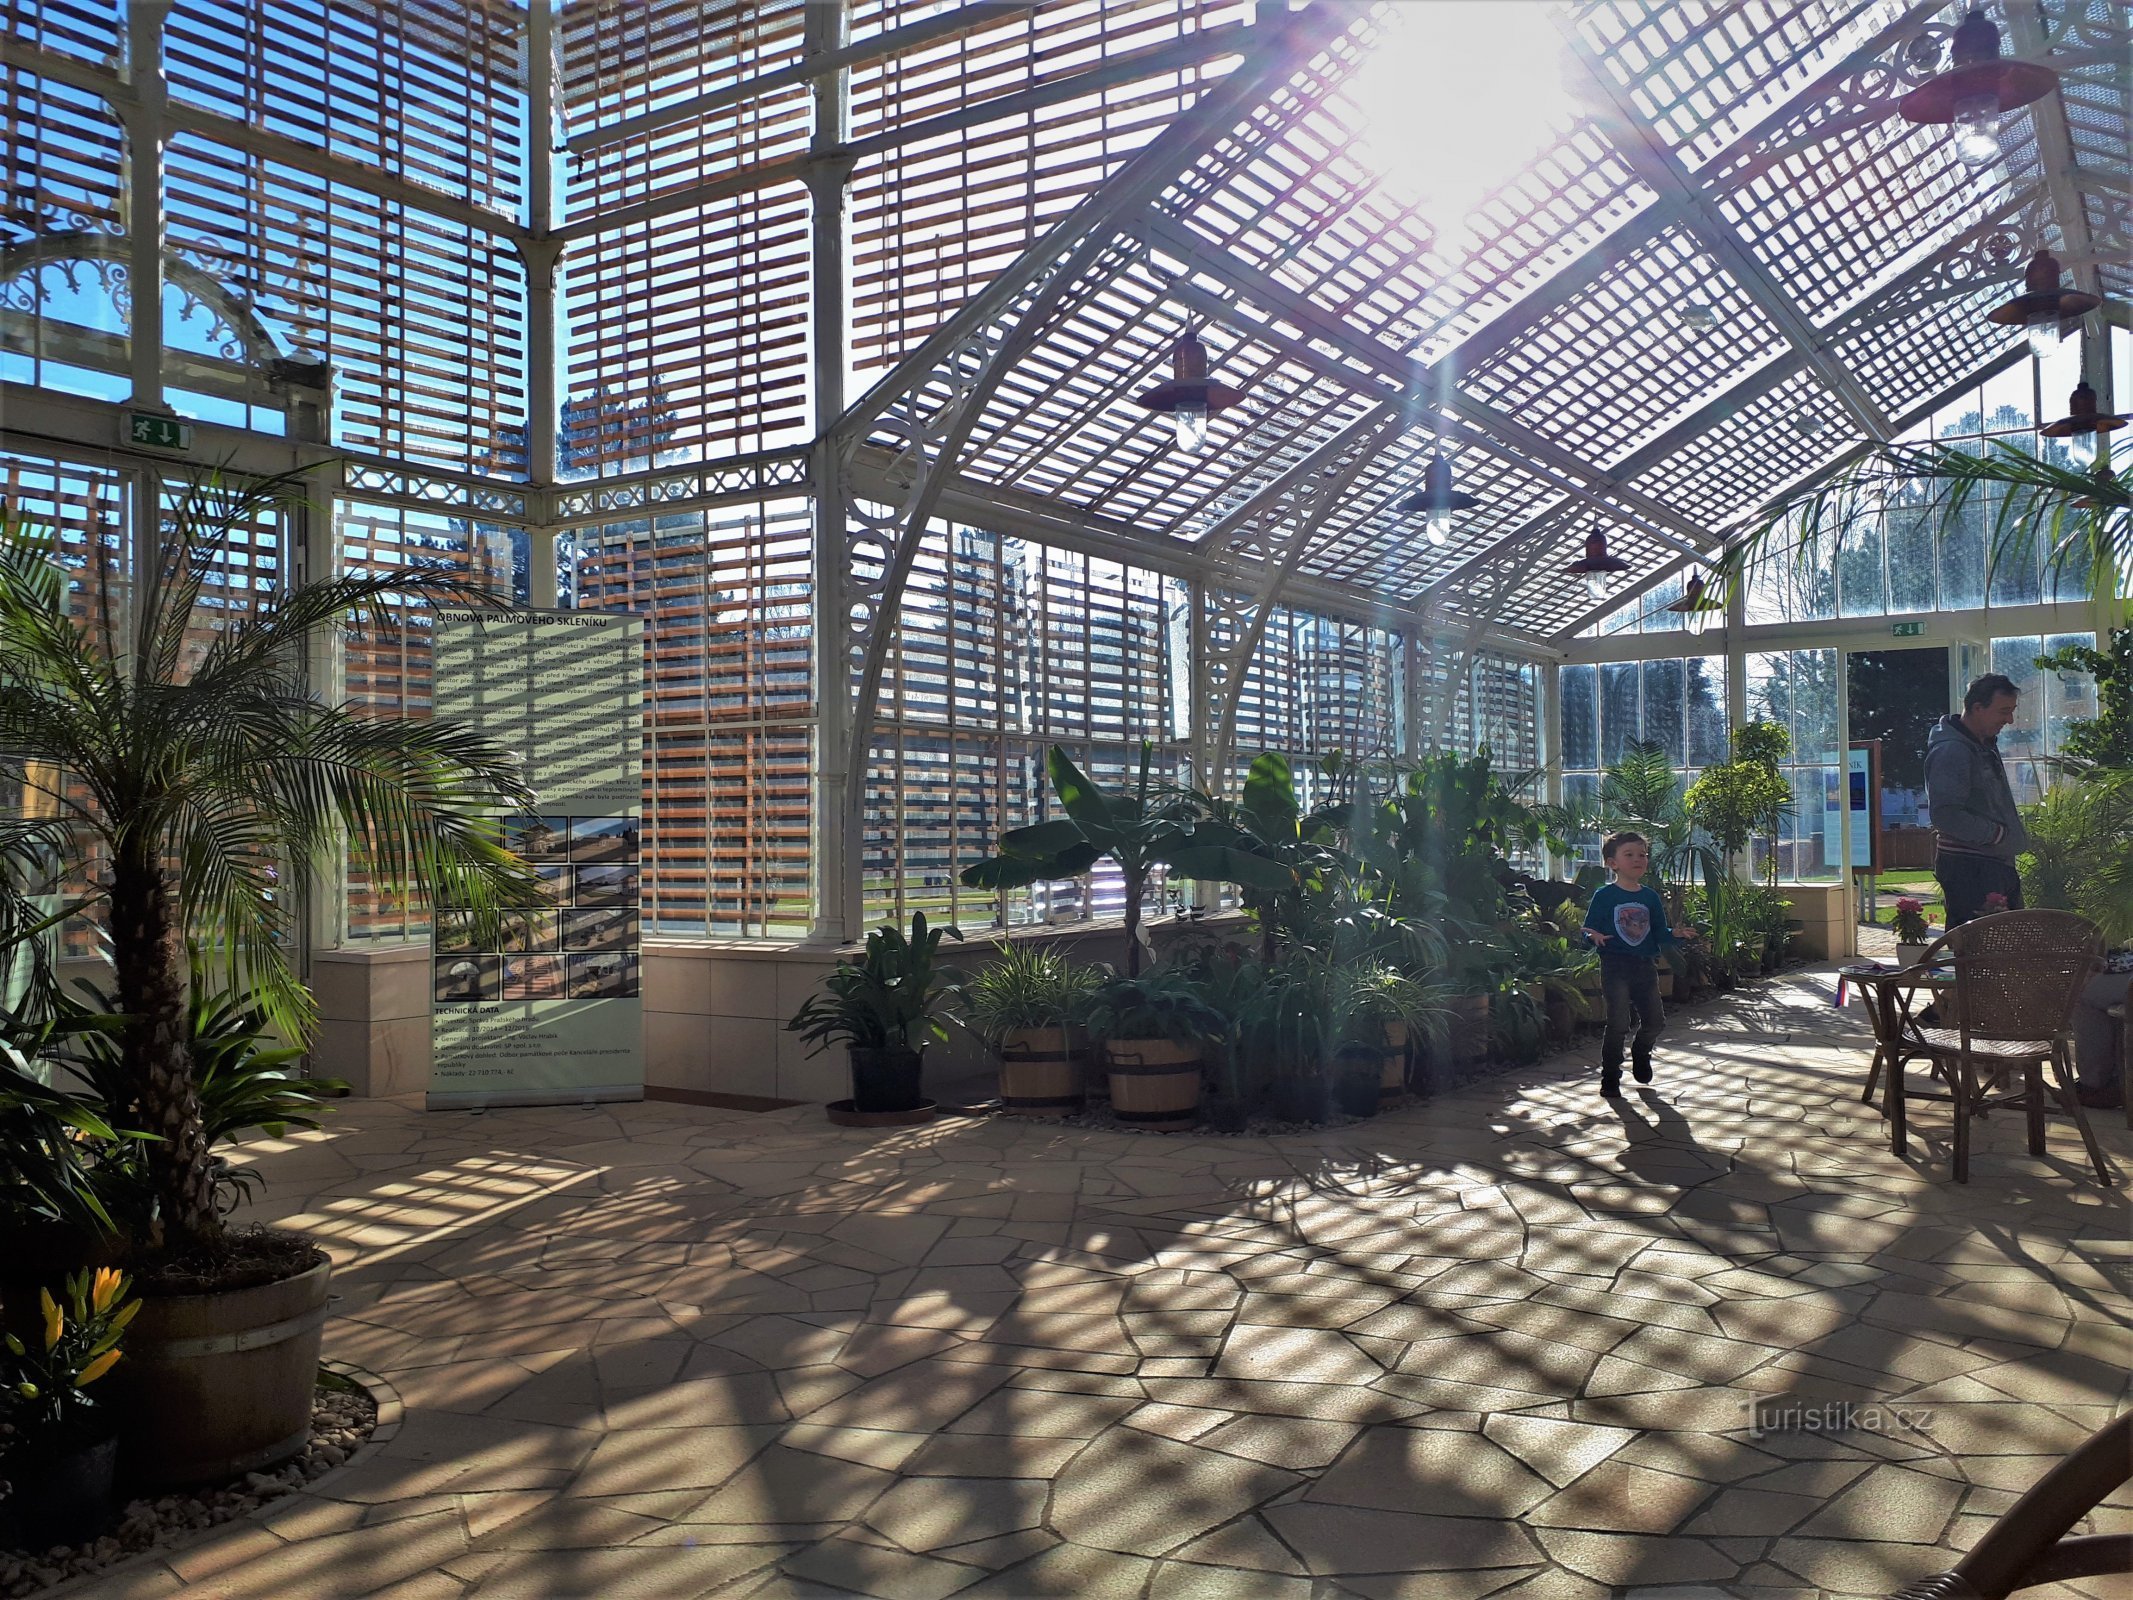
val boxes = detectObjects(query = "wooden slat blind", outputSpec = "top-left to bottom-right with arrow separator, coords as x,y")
164,0 -> 526,219
164,134 -> 530,475
570,498 -> 814,939
864,523 -> 1187,928
848,0 -> 1246,379
337,498 -> 518,942
0,0 -> 121,67
565,180 -> 813,462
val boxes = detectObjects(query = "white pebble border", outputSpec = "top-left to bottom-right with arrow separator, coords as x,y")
3,1358 -> 398,1599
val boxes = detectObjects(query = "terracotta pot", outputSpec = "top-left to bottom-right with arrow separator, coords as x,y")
110,1256 -> 331,1488
998,1026 -> 1084,1118
1103,1038 -> 1200,1131
1377,1020 -> 1409,1098
1450,994 -> 1491,1065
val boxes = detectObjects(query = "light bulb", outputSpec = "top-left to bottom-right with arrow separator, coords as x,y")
1585,570 -> 1610,603
1172,402 -> 1209,453
2025,309 -> 2060,361
1952,91 -> 2001,169
1426,505 -> 1452,547
2064,428 -> 2098,468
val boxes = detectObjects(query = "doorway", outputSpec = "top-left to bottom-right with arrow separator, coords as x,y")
1849,646 -> 1950,927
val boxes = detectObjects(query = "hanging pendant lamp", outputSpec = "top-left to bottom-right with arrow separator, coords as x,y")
2039,380 -> 2127,439
1665,570 -> 1725,632
1133,330 -> 1245,454
1897,1 -> 2057,170
1985,251 -> 2100,359
1394,452 -> 1480,547
1564,527 -> 1631,603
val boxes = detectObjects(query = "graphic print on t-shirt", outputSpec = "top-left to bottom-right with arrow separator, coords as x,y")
1613,901 -> 1651,948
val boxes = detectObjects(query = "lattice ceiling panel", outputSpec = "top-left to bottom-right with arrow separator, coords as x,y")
1457,225 -> 1788,467
1288,443 -> 1568,597
1456,518 -> 1684,638
1629,365 -> 1855,530
1711,102 -> 2031,325
952,266 -> 1381,538
1574,0 -> 1909,170
1167,14 -> 1657,369
1834,278 -> 2021,424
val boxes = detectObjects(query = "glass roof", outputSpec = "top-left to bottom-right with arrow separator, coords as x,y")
864,0 -> 2129,644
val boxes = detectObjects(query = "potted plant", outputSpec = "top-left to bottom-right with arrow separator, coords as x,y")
1083,966 -> 1225,1131
1891,896 -> 1934,967
787,913 -> 964,1122
1337,961 -> 1441,1105
0,481 -> 541,1487
962,941 -> 1102,1117
961,744 -> 1288,976
0,1267 -> 139,1546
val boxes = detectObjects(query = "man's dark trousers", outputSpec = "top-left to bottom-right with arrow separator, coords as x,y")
1935,852 -> 2023,928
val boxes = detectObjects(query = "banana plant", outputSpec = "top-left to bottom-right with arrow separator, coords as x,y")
960,743 -> 1289,975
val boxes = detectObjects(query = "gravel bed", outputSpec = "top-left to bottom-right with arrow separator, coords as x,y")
0,1377 -> 378,1598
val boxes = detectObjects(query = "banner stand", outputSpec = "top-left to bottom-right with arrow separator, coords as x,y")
427,608 -> 646,1111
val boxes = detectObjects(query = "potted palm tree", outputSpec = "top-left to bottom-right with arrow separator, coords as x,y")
960,941 -> 1102,1117
0,477 -> 542,1486
787,913 -> 965,1123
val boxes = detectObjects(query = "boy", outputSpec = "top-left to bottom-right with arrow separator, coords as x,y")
1582,831 -> 1692,1097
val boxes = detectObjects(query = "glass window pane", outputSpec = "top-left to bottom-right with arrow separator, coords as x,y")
1686,657 -> 1728,769
1642,657 -> 1685,765
1885,487 -> 1937,614
1600,662 -> 1638,764
1560,663 -> 1597,770
1836,517 -> 1886,617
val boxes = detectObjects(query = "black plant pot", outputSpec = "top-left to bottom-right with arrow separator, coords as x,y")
1268,1074 -> 1332,1125
848,1046 -> 925,1114
1201,1095 -> 1250,1134
1333,1068 -> 1380,1120
0,1425 -> 117,1549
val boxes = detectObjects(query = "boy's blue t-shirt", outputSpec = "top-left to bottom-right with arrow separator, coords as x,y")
1584,883 -> 1675,961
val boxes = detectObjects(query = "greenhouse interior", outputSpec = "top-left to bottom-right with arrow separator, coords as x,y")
1,0 -> 2130,1596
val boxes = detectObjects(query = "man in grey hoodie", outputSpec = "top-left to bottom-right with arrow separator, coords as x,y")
1925,673 -> 2029,927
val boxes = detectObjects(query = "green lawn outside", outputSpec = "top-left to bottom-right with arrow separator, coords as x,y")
1860,871 -> 1944,928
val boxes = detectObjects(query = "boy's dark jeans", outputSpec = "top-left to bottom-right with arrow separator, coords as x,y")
1601,957 -> 1665,1075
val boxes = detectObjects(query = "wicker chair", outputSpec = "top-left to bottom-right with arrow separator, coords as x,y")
1890,1412 -> 2131,1598
1892,910 -> 2114,1185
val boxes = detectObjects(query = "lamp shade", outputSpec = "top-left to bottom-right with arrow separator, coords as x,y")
2040,380 -> 2127,438
1394,453 -> 1479,517
1897,3 -> 2056,123
1985,250 -> 2101,327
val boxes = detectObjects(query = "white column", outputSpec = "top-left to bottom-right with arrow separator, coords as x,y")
525,0 -> 560,606
806,1 -> 857,941
122,2 -> 169,412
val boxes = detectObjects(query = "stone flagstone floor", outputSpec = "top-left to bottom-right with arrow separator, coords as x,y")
70,969 -> 2131,1600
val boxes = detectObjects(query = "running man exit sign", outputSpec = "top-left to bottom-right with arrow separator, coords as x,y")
125,412 -> 192,451
1891,621 -> 1926,638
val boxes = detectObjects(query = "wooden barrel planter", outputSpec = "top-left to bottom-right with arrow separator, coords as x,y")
998,1026 -> 1085,1118
111,1255 -> 332,1488
1377,1020 -> 1409,1100
1103,1039 -> 1201,1131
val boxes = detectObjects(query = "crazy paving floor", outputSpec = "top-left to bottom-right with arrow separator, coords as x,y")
78,968 -> 2132,1600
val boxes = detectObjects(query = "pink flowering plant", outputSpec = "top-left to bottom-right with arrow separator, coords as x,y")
1891,897 -> 1931,944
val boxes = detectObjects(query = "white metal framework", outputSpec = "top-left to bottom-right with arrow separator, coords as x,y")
1,0 -> 2126,940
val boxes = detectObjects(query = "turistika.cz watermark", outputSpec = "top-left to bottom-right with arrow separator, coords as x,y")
1742,1399 -> 1934,1439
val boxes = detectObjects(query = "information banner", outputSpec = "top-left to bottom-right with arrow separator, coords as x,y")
427,609 -> 645,1109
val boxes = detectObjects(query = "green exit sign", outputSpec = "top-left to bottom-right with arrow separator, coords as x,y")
125,412 -> 192,451
1891,621 -> 1926,638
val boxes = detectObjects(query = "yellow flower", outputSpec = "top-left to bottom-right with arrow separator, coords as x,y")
39,1288 -> 61,1351
74,1349 -> 121,1387
110,1300 -> 142,1333
90,1268 -> 125,1314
